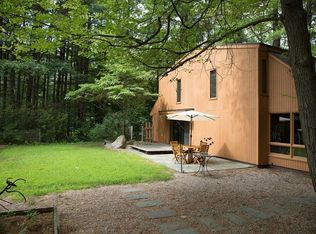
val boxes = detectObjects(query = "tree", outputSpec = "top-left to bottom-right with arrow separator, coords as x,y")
280,0 -> 316,190
66,61 -> 157,136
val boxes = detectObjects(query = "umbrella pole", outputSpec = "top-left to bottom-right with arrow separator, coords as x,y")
180,144 -> 183,173
180,152 -> 183,173
190,116 -> 193,145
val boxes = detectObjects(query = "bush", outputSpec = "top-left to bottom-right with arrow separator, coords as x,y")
88,113 -> 122,141
0,107 -> 69,143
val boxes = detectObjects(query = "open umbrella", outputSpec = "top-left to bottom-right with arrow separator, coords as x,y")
167,110 -> 217,145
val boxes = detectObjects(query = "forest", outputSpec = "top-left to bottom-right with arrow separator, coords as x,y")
0,0 -> 315,144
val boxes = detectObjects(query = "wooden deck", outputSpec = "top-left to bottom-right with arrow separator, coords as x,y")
131,143 -> 172,155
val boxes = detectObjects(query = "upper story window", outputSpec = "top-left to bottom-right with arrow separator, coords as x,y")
176,79 -> 181,102
261,59 -> 268,94
210,70 -> 217,98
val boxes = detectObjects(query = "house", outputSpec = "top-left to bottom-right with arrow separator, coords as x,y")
150,43 -> 309,172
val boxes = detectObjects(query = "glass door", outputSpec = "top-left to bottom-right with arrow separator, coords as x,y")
170,121 -> 190,144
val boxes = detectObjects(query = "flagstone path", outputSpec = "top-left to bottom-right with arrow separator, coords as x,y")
122,185 -> 316,233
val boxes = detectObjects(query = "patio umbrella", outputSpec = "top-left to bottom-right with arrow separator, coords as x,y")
167,110 -> 217,145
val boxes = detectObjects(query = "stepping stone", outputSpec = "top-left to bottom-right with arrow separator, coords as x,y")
159,223 -> 199,234
145,208 -> 177,219
240,206 -> 273,220
168,228 -> 200,234
199,216 -> 226,232
261,201 -> 289,215
223,213 -> 247,225
122,188 -> 144,193
135,200 -> 162,208
289,197 -> 316,206
127,193 -> 150,200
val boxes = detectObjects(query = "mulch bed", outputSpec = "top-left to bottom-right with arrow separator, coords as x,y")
0,207 -> 57,234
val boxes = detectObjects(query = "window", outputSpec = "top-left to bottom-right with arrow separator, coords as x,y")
261,59 -> 268,94
294,148 -> 307,157
294,113 -> 304,145
210,70 -> 217,98
270,114 -> 290,143
294,113 -> 306,158
270,113 -> 306,158
176,79 -> 181,102
270,145 -> 290,155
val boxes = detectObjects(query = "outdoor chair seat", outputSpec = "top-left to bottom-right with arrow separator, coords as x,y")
193,141 -> 213,175
192,141 -> 209,164
171,143 -> 188,163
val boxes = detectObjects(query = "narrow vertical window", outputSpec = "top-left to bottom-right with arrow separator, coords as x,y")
210,70 -> 217,98
261,59 -> 268,94
293,113 -> 307,157
176,79 -> 181,102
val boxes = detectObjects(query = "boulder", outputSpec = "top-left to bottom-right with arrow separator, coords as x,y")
110,135 -> 126,149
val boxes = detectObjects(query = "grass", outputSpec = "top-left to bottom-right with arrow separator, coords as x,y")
0,143 -> 173,198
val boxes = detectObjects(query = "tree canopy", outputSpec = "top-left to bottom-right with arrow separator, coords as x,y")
1,0 -> 316,190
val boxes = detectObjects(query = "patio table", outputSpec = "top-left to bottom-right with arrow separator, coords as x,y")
183,145 -> 200,164
193,152 -> 213,175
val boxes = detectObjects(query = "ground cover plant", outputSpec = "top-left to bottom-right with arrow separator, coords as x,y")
0,143 -> 173,198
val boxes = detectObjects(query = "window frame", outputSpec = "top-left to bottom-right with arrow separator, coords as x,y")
176,79 -> 181,103
269,112 -> 306,160
210,70 -> 217,99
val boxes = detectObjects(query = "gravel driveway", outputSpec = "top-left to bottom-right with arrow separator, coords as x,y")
7,166 -> 316,234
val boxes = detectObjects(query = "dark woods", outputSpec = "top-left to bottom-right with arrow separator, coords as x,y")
0,41 -> 100,143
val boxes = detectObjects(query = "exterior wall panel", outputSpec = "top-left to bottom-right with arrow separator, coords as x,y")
269,155 -> 309,171
258,47 -> 270,166
151,45 -> 261,165
268,55 -> 298,113
268,54 -> 308,171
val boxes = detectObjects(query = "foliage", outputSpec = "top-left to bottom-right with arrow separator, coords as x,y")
66,60 -> 157,137
0,107 -> 69,143
88,112 -> 123,141
0,143 -> 173,197
1,1 -> 315,193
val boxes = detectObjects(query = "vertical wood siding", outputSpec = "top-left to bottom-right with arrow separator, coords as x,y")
269,155 -> 309,171
268,54 -> 307,171
268,55 -> 298,112
151,45 -> 261,165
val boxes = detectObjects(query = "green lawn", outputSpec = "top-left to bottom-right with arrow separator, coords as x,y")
0,143 -> 173,198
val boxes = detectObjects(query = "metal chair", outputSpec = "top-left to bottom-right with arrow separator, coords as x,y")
193,141 -> 212,175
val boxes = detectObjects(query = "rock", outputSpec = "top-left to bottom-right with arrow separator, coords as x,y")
111,135 -> 126,149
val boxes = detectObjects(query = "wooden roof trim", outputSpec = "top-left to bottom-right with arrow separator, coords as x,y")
159,108 -> 195,115
268,53 -> 292,70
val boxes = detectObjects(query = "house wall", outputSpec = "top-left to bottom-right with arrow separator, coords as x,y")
258,46 -> 270,166
151,43 -> 309,171
267,54 -> 308,171
151,44 -> 261,165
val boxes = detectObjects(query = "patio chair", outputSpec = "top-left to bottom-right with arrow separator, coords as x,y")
193,141 -> 212,175
171,144 -> 187,163
193,141 -> 209,163
169,141 -> 178,146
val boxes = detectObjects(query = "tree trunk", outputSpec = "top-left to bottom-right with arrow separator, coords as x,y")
281,0 -> 316,192
16,72 -> 21,107
3,70 -> 7,110
272,8 -> 281,47
10,69 -> 16,106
